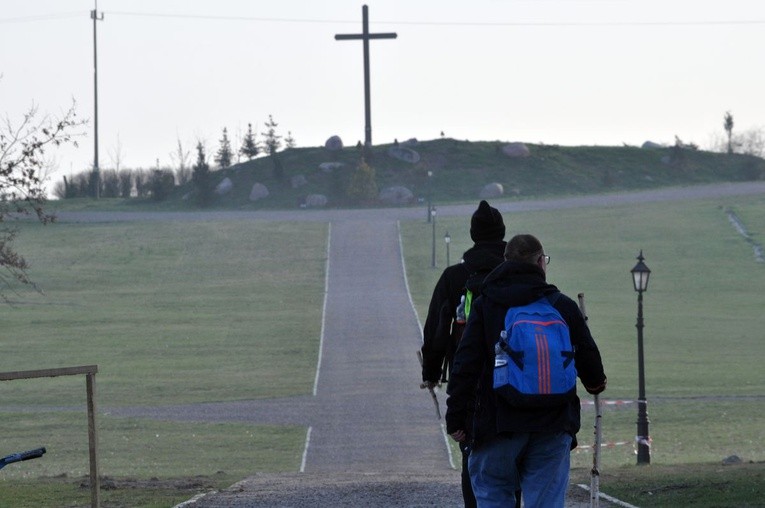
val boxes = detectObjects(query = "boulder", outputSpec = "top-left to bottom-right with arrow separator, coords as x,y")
249,183 -> 269,202
379,186 -> 414,206
641,141 -> 664,149
304,194 -> 328,208
291,174 -> 308,189
325,135 -> 343,151
501,143 -> 530,158
387,146 -> 420,164
479,182 -> 504,199
319,162 -> 345,172
214,177 -> 233,196
402,138 -> 419,147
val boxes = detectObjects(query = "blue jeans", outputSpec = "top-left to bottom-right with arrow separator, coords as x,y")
468,432 -> 572,508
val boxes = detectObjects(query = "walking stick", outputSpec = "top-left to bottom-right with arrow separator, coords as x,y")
578,293 -> 602,508
416,350 -> 441,419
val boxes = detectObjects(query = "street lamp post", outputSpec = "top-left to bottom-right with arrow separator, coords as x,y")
430,207 -> 437,268
444,231 -> 451,267
631,250 -> 652,465
426,170 -> 433,222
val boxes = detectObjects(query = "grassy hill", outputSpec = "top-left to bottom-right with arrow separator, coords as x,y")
54,138 -> 765,211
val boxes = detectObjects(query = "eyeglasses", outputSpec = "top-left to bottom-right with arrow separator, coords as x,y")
539,254 -> 551,265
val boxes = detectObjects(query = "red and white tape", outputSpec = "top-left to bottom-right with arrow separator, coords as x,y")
575,440 -> 630,451
581,399 -> 634,407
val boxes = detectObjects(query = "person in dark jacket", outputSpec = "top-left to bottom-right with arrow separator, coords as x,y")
445,234 -> 607,508
420,200 -> 506,508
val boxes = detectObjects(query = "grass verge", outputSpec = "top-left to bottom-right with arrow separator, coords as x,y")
571,461 -> 765,507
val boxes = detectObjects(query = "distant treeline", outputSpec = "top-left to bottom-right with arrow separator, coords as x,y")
55,114 -> 295,202
54,168 -> 178,201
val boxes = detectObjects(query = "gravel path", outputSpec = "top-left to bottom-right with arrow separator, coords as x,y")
176,219 -> 599,507
59,183 -> 765,507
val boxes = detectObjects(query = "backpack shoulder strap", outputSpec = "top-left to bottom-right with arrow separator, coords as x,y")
545,291 -> 562,306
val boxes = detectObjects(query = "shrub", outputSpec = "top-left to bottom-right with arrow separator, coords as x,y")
149,169 -> 176,201
101,170 -> 120,198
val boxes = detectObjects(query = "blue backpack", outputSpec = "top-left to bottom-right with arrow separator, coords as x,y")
493,293 -> 577,407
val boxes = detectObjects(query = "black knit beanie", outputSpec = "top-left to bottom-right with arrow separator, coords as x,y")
470,200 -> 506,243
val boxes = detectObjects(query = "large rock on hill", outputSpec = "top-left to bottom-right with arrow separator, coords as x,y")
249,183 -> 269,201
379,186 -> 414,206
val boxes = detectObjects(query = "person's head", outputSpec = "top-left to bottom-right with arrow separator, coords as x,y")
470,200 -> 506,243
504,234 -> 549,272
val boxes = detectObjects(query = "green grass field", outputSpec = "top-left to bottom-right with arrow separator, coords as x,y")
1,220 -> 326,502
402,195 -> 765,469
402,194 -> 765,506
1,192 -> 764,506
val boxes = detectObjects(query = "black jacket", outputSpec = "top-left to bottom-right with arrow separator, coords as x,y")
445,261 -> 607,448
421,241 -> 506,383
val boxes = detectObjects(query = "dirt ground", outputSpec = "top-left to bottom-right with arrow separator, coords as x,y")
180,472 -> 600,507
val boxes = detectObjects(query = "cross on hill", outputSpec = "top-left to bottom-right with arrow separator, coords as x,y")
335,4 -> 397,153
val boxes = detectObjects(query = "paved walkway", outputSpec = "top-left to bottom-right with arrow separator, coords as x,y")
303,220 -> 448,473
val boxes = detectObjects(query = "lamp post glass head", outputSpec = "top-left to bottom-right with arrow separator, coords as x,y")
631,250 -> 651,292
444,231 -> 450,244
431,207 -> 437,219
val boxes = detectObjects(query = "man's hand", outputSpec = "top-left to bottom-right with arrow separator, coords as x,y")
450,430 -> 467,442
585,377 -> 607,395
420,380 -> 438,390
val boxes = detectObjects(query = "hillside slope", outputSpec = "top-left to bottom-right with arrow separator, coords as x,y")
58,139 -> 765,211
198,138 -> 765,208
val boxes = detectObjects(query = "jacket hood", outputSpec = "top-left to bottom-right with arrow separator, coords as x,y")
481,260 -> 559,308
461,242 -> 506,293
461,241 -> 506,271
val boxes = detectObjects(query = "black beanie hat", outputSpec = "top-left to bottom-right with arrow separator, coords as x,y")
470,200 -> 506,243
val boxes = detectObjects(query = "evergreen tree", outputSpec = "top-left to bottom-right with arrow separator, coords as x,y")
214,127 -> 233,169
285,131 -> 296,149
262,115 -> 284,180
262,115 -> 282,156
192,142 -> 213,207
724,111 -> 735,154
239,123 -> 259,160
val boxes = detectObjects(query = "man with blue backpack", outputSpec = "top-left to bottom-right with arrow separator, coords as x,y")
445,233 -> 607,508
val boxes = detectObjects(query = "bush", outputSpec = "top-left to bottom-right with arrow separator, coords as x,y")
345,160 -> 378,204
101,170 -> 120,198
134,170 -> 149,198
149,169 -> 176,201
119,170 -> 133,198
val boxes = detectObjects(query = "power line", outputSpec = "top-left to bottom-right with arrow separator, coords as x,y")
0,12 -> 82,23
3,10 -> 764,27
109,12 -> 765,27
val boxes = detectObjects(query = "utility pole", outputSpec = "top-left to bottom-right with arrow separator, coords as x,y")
91,0 -> 104,199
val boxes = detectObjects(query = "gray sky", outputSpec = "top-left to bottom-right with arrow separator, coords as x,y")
2,0 -> 764,188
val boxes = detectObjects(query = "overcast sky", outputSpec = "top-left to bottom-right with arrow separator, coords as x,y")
2,0 -> 764,189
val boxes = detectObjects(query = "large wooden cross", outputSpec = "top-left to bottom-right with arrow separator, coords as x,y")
335,5 -> 397,150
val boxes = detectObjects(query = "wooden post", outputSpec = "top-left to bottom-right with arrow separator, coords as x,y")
0,365 -> 100,507
86,372 -> 100,508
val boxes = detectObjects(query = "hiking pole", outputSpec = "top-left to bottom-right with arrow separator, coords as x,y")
578,293 -> 602,508
416,350 -> 441,419
0,447 -> 46,470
